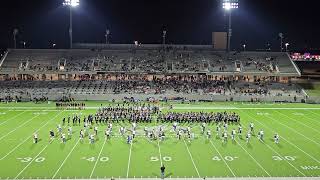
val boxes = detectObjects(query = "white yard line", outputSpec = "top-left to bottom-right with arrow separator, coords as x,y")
275,110 -> 320,135
263,142 -> 305,176
0,114 -> 40,142
0,111 -> 25,126
14,144 -> 49,179
235,140 -> 271,177
126,141 -> 133,178
183,139 -> 201,178
304,110 -> 320,125
90,139 -> 107,178
266,111 -> 320,147
208,140 -> 236,177
0,111 -> 64,160
243,110 -> 320,164
157,141 -> 163,166
52,139 -> 80,179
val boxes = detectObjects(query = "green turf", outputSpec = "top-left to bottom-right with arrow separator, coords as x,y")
0,102 -> 319,179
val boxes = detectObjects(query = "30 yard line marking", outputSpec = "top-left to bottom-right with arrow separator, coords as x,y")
0,111 -> 25,126
235,140 -> 271,177
0,114 -> 40,142
243,110 -> 320,164
126,141 -> 133,178
208,140 -> 236,177
275,110 -> 320,136
52,139 -> 80,179
268,110 -> 320,147
263,142 -> 306,176
0,111 -> 64,160
183,140 -> 201,178
14,144 -> 49,179
90,138 -> 107,178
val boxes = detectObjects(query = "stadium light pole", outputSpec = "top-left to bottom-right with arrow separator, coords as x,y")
105,29 -> 110,44
63,0 -> 79,49
285,43 -> 290,52
162,30 -> 167,45
223,0 -> 238,53
13,28 -> 19,49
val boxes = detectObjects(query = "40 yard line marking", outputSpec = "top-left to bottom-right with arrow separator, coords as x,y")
52,139 -> 80,179
0,111 -> 25,126
90,138 -> 107,178
183,139 -> 201,178
0,111 -> 64,160
235,140 -> 271,177
126,140 -> 133,178
209,140 -> 236,177
244,110 -> 320,164
0,114 -> 40,142
14,144 -> 49,179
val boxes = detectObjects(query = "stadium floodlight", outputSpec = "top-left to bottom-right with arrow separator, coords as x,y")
285,43 -> 290,52
63,0 -> 80,49
162,30 -> 167,45
13,28 -> 19,49
242,44 -> 246,51
222,0 -> 238,53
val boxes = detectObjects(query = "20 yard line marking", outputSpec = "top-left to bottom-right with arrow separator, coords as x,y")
90,138 -> 107,178
0,114 -> 40,142
0,111 -> 25,126
52,139 -> 80,179
235,140 -> 271,177
183,140 -> 201,178
126,141 -> 133,178
14,144 -> 49,179
209,140 -> 236,177
244,110 -> 320,164
0,111 -> 64,160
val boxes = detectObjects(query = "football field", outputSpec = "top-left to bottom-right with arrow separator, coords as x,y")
0,101 -> 320,179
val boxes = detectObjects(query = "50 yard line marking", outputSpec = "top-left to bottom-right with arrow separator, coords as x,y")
183,139 -> 201,178
14,144 -> 49,179
126,141 -> 133,178
0,111 -> 25,126
209,140 -> 236,177
52,139 -> 80,179
157,140 -> 163,166
90,138 -> 107,178
0,111 -> 64,160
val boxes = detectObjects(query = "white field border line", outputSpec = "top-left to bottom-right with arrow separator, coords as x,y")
157,140 -> 163,166
90,138 -> 107,178
52,139 -> 80,179
275,110 -> 320,136
268,110 -> 320,147
0,114 -> 40,142
235,140 -> 271,177
262,141 -> 306,176
208,140 -> 236,177
301,110 -> 320,125
0,111 -> 64,160
126,140 -> 133,178
243,110 -> 320,164
183,139 -> 201,178
14,144 -> 49,179
0,111 -> 25,126
3,106 -> 320,110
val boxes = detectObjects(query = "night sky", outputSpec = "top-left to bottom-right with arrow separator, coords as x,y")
0,0 -> 319,51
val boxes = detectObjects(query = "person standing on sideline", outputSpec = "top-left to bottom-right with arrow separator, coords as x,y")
160,165 -> 165,179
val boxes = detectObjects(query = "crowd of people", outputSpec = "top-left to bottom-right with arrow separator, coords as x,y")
157,111 -> 240,123
55,102 -> 86,110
